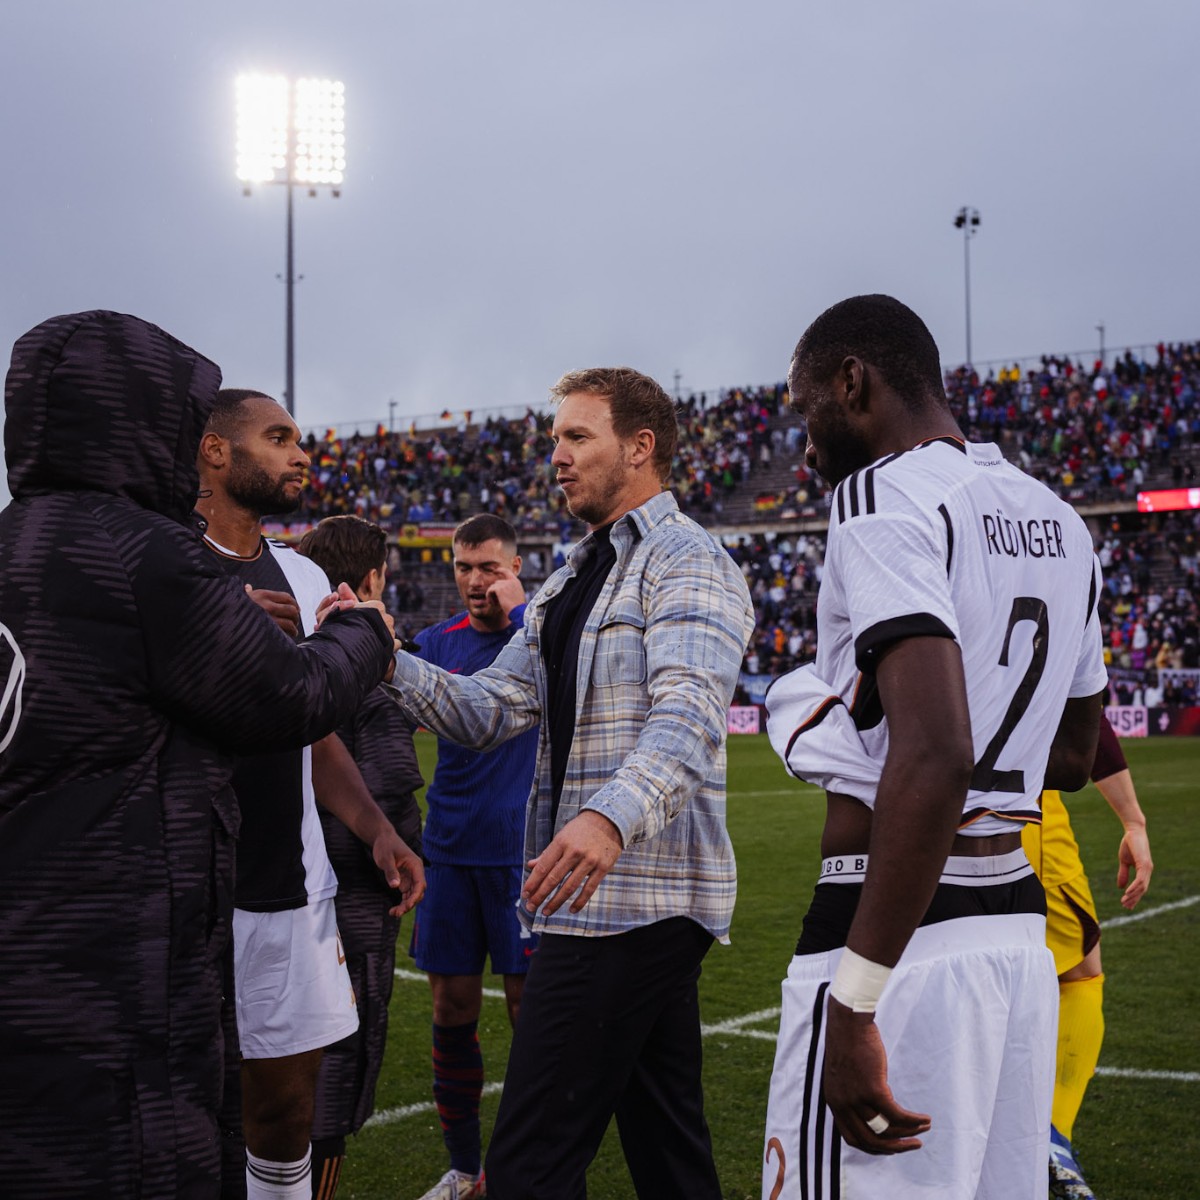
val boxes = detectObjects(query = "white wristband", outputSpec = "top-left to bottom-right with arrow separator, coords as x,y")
829,948 -> 893,1014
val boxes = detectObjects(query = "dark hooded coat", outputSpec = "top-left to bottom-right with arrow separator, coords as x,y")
0,311 -> 394,1198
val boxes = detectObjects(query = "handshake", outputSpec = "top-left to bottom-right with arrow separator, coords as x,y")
247,581 -> 399,651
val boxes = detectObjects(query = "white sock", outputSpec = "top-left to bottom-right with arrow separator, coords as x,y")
246,1147 -> 312,1199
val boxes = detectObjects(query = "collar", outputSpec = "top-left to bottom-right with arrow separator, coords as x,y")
203,532 -> 265,562
565,489 -> 679,571
913,434 -> 967,453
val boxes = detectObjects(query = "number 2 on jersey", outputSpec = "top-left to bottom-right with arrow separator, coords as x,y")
970,596 -> 1048,793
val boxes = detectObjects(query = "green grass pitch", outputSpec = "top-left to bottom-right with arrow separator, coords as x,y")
335,733 -> 1198,1199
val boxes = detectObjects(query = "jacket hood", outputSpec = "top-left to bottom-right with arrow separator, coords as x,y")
4,310 -> 222,523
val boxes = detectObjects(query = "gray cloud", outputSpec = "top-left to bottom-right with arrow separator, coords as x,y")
3,0 -> 1198,507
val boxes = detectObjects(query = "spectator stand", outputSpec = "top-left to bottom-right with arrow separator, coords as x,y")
265,340 -> 1198,720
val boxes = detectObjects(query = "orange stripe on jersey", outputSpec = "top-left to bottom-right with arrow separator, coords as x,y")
958,807 -> 1042,830
785,696 -> 843,761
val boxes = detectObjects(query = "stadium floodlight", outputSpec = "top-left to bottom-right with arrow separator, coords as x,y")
293,78 -> 346,187
235,73 -> 346,415
953,206 -> 981,368
235,74 -> 289,185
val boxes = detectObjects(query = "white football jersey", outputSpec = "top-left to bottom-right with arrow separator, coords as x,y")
785,437 -> 1107,835
267,539 -> 341,903
207,533 -> 341,908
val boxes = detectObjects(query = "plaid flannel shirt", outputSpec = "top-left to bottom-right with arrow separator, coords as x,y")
390,490 -> 755,940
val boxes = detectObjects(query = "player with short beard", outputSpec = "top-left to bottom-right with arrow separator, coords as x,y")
196,389 -> 425,1200
389,368 -> 756,1199
764,295 -> 1106,1200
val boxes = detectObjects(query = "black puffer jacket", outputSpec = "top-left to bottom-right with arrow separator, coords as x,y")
0,311 -> 393,1198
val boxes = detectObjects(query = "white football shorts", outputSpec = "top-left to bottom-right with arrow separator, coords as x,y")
763,909 -> 1057,1200
233,897 -> 359,1059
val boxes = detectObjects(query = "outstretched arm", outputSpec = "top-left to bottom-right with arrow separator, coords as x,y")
139,534 -> 394,754
390,633 -> 540,753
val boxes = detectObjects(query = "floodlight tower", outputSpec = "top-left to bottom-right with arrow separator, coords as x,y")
236,74 -> 346,415
953,206 -> 981,368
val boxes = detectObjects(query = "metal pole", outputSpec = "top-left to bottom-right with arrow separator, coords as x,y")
285,177 -> 295,416
963,219 -> 972,369
283,79 -> 297,417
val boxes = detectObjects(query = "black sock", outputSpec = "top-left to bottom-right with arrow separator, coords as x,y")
310,1136 -> 346,1200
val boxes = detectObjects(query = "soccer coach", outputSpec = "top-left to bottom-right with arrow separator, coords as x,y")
388,367 -> 755,1199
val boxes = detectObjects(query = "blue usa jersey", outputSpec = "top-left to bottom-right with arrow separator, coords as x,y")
414,606 -> 539,866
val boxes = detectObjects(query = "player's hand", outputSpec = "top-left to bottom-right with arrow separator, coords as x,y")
316,582 -> 359,627
371,828 -> 426,917
245,585 -> 301,638
316,585 -> 398,644
524,810 -> 623,916
486,567 -> 526,618
356,598 -> 397,641
1116,824 -> 1153,909
823,998 -> 930,1155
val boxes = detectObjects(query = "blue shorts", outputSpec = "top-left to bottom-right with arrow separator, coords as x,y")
409,863 -> 537,976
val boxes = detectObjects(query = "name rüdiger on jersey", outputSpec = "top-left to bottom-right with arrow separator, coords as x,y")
982,511 -> 1066,560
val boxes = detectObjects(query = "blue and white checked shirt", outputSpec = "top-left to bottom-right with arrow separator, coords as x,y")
390,490 -> 755,941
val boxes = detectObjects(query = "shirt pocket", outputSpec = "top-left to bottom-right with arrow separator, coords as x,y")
592,607 -> 648,687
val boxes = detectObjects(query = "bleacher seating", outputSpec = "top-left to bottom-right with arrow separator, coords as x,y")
289,340 -> 1199,700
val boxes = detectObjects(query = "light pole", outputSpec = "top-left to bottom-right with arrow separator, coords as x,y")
236,74 -> 346,416
953,206 -> 981,368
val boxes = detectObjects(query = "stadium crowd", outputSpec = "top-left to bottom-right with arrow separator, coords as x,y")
1099,514 -> 1200,705
946,341 -> 1200,501
285,341 -> 1200,705
281,341 -> 1199,542
726,532 -> 823,678
288,382 -> 791,532
725,518 -> 1200,705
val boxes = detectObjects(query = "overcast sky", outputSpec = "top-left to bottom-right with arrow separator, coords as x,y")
3,1 -> 1197,506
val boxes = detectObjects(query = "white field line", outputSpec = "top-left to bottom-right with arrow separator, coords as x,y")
1096,1067 -> 1200,1083
702,1006 -> 782,1040
741,788 -> 820,798
375,889 -> 1198,1125
1103,894 -> 1200,928
394,965 -> 507,1000
366,1081 -> 504,1129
